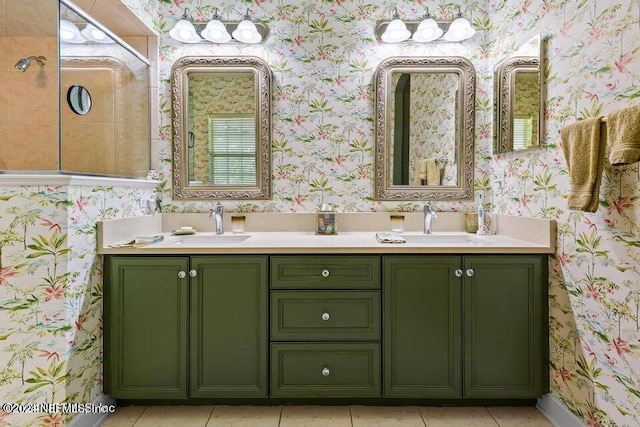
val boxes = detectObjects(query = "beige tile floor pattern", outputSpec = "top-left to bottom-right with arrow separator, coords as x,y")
101,405 -> 553,427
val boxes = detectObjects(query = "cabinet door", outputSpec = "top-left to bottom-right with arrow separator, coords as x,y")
190,256 -> 268,397
463,255 -> 547,398
104,256 -> 189,399
383,256 -> 462,398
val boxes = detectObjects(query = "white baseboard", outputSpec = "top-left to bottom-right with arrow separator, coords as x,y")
537,394 -> 584,427
67,393 -> 116,427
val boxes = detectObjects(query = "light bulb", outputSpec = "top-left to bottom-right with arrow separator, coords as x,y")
169,19 -> 202,43
380,18 -> 411,43
412,18 -> 443,42
202,19 -> 231,43
232,19 -> 262,43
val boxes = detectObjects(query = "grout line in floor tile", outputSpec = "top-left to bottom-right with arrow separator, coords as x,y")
417,406 -> 427,427
277,405 -> 283,427
131,406 -> 146,427
204,405 -> 215,426
348,405 -> 353,427
485,406 -> 501,426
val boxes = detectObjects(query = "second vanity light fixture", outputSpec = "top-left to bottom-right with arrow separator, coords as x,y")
169,8 -> 269,44
376,7 -> 476,43
60,19 -> 114,43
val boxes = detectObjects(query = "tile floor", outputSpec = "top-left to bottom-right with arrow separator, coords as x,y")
101,405 -> 553,427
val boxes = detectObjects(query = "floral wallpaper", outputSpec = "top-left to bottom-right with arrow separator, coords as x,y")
1,0 -> 637,426
488,1 -> 640,426
0,182 -> 155,426
408,73 -> 458,186
188,74 -> 255,183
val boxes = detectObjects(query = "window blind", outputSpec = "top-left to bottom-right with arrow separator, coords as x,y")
209,115 -> 257,185
513,115 -> 533,150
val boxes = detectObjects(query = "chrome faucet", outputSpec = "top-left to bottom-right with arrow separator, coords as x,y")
423,202 -> 438,234
210,202 -> 224,234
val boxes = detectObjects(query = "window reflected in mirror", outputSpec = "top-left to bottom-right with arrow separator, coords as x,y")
187,72 -> 256,186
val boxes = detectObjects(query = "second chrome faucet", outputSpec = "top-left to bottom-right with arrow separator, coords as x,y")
423,202 -> 438,234
210,202 -> 224,234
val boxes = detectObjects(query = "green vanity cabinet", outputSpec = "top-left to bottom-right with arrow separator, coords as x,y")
463,255 -> 548,399
104,256 -> 189,399
383,256 -> 462,398
383,254 -> 548,400
104,255 -> 268,399
190,256 -> 268,398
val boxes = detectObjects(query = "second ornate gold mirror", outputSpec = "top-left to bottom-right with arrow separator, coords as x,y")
374,57 -> 476,201
171,56 -> 271,200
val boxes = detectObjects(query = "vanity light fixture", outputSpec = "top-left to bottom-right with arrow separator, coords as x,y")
380,9 -> 411,43
60,19 -> 86,43
376,7 -> 475,43
442,7 -> 476,42
60,19 -> 114,44
411,8 -> 443,42
81,23 -> 113,43
169,8 -> 268,44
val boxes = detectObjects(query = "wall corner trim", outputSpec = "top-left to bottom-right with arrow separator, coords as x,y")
66,393 -> 116,427
537,394 -> 583,427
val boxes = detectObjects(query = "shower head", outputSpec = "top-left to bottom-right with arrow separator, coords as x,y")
15,56 -> 47,72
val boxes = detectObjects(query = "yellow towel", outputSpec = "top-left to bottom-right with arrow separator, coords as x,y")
426,158 -> 440,185
607,104 -> 640,165
560,117 -> 605,212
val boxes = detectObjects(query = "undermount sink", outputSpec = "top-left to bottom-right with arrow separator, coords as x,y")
402,234 -> 484,245
168,234 -> 251,246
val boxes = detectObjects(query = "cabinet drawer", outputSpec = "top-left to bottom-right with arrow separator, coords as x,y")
270,343 -> 380,397
271,291 -> 380,341
270,256 -> 380,289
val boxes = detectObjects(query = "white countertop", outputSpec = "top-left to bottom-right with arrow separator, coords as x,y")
98,230 -> 554,255
96,212 -> 556,255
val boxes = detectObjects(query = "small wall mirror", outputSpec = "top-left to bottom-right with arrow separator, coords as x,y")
494,34 -> 545,154
373,57 -> 475,201
171,56 -> 271,200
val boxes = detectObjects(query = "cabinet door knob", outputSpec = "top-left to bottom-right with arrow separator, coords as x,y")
321,312 -> 330,321
177,271 -> 186,279
321,269 -> 330,278
455,269 -> 463,277
466,269 -> 474,277
189,270 -> 197,277
321,367 -> 330,376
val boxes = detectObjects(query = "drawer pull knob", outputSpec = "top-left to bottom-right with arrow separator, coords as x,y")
189,269 -> 197,277
321,269 -> 330,278
177,271 -> 186,279
321,312 -> 330,321
466,269 -> 474,277
454,269 -> 463,277
321,367 -> 330,376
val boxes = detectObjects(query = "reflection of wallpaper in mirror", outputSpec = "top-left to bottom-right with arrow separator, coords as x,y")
513,73 -> 539,149
408,73 -> 458,186
188,73 -> 255,183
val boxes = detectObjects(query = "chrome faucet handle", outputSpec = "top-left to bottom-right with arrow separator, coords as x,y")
424,202 -> 438,216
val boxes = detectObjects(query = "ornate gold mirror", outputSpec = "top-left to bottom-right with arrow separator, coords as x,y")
494,35 -> 545,153
171,56 -> 271,199
373,57 -> 475,201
